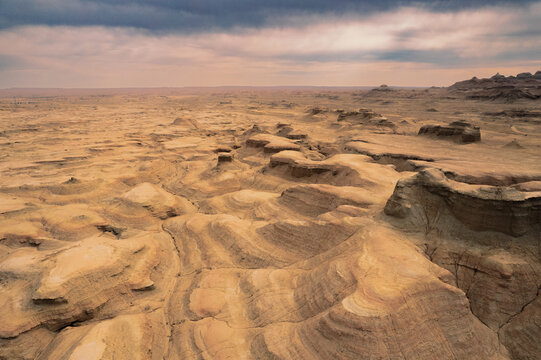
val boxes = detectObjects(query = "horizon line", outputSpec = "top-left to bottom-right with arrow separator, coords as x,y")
0,85 -> 432,95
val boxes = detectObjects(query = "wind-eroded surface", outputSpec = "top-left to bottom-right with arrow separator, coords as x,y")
0,88 -> 540,359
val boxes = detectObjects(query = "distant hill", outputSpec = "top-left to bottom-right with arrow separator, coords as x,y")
448,71 -> 541,102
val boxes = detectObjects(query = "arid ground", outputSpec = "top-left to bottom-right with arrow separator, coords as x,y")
0,79 -> 540,359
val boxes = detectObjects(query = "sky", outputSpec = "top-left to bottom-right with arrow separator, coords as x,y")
0,0 -> 540,88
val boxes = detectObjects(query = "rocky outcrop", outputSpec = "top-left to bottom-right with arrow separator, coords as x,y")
246,134 -> 301,153
269,151 -> 335,177
253,226 -> 507,360
450,71 -> 541,90
217,152 -> 233,163
278,183 -> 392,216
448,71 -> 541,102
384,168 -> 541,236
420,233 -> 540,360
336,108 -> 395,128
384,170 -> 541,360
484,109 -> 541,118
35,313 -> 165,360
307,107 -> 327,115
163,213 -> 509,359
171,117 -> 199,128
0,233 -> 163,338
370,84 -> 393,92
276,125 -> 308,139
268,151 -> 399,190
429,246 -> 538,330
344,133 -> 541,186
121,182 -> 196,219
467,87 -> 540,102
418,121 -> 481,143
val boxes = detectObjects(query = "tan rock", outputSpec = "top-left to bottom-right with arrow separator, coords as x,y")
384,168 -> 541,236
246,134 -> 301,153
1,89 -> 540,359
122,182 -> 195,219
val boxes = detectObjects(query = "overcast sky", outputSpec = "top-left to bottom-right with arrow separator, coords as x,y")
1,0 -> 540,88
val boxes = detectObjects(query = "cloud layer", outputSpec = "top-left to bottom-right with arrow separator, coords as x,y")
1,0 -> 537,31
0,1 -> 540,87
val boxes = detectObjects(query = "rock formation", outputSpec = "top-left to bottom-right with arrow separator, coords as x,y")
418,121 -> 481,143
0,87 -> 540,359
384,168 -> 540,236
246,133 -> 301,153
383,168 -> 541,359
448,71 -> 541,102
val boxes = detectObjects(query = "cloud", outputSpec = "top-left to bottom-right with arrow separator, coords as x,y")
0,0 -> 537,31
0,3 -> 539,87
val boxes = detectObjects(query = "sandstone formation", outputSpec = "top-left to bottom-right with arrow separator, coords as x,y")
246,133 -> 301,153
368,84 -> 394,93
336,108 -> 396,129
384,168 -> 541,236
121,182 -> 196,219
383,168 -> 541,360
0,85 -> 540,359
418,121 -> 481,143
344,134 -> 541,185
217,152 -> 233,163
275,124 -> 308,140
449,71 -> 541,102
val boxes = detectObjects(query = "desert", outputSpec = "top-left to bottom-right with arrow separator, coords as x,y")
0,71 -> 540,359
1,0 -> 541,358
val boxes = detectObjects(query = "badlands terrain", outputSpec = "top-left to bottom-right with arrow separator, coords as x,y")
0,73 -> 540,359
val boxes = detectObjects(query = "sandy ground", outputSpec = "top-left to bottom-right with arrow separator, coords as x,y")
0,88 -> 540,359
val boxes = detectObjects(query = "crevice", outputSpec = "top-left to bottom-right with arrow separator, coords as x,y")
498,286 -> 540,331
160,222 -> 183,360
